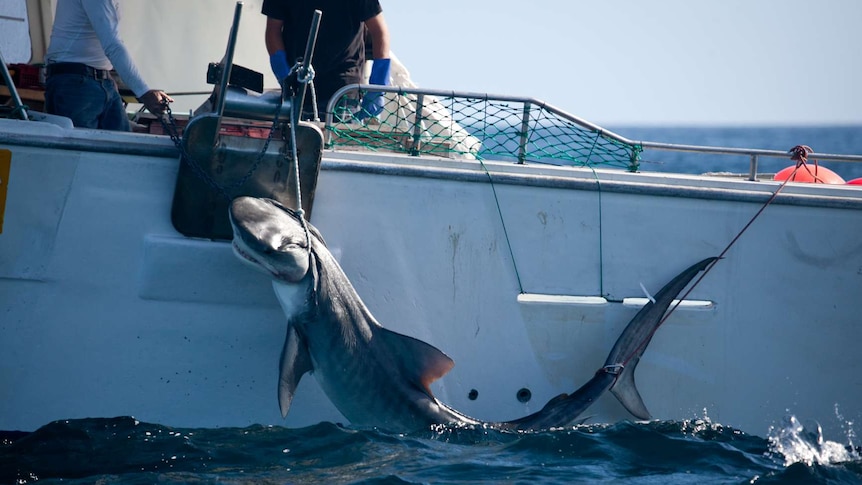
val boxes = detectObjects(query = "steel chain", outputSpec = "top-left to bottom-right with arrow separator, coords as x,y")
158,101 -> 287,201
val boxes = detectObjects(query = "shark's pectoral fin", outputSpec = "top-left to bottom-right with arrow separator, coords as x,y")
278,324 -> 314,418
374,326 -> 455,397
610,356 -> 651,420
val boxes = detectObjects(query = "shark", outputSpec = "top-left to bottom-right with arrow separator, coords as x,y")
228,196 -> 716,433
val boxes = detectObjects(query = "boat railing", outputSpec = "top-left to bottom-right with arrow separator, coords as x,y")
324,85 -> 862,181
633,140 -> 862,181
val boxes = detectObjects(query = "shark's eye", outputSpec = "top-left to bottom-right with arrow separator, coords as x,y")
279,238 -> 304,251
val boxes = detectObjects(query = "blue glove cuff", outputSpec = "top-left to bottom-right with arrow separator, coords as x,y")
369,58 -> 391,86
269,50 -> 290,83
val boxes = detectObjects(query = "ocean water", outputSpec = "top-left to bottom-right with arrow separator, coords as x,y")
2,415 -> 861,484
2,126 -> 862,484
609,125 -> 862,181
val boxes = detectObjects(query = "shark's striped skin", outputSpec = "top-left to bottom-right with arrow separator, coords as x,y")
229,196 -> 715,433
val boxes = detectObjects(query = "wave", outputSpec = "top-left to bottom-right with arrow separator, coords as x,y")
1,415 -> 860,484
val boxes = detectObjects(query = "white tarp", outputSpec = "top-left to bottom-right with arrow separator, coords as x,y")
117,0 -> 273,112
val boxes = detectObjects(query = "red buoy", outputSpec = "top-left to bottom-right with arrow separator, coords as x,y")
847,178 -> 862,185
773,165 -> 845,184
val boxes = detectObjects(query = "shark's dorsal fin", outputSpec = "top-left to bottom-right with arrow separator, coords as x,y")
374,326 -> 455,397
278,324 -> 315,418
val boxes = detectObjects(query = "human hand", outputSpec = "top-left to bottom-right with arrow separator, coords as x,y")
269,50 -> 290,86
138,90 -> 174,116
356,58 -> 391,121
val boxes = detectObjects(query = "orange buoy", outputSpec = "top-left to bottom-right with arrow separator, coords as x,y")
773,164 -> 845,184
847,178 -> 862,185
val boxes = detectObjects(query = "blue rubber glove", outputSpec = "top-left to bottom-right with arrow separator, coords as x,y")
269,50 -> 290,86
356,58 -> 391,120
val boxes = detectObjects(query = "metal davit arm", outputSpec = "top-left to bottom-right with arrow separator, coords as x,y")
171,4 -> 327,240
210,1 -> 244,145
206,5 -> 322,126
208,2 -> 295,133
287,10 -> 322,125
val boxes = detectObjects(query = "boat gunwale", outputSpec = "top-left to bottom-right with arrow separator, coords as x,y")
324,150 -> 862,211
2,119 -> 862,211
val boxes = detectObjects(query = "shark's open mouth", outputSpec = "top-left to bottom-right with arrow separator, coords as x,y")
232,237 -> 288,280
232,240 -> 261,266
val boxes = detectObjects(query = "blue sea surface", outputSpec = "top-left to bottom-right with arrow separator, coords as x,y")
609,125 -> 862,181
2,126 -> 861,484
2,415 -> 861,484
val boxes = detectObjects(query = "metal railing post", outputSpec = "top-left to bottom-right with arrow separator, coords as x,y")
518,102 -> 531,164
748,154 -> 758,181
410,94 -> 425,156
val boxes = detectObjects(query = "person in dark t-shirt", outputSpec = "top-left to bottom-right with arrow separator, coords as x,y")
262,0 -> 391,119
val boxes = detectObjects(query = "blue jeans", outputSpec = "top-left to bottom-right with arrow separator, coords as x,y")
45,73 -> 131,131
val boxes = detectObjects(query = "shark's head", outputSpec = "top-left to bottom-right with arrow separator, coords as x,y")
228,197 -> 316,283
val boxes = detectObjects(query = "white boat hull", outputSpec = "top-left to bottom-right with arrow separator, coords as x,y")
2,119 -> 861,438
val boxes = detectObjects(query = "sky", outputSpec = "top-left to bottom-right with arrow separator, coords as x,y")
1,0 -> 860,126
380,0 -> 862,126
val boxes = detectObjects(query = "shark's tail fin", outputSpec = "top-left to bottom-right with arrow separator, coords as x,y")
607,257 -> 717,419
501,257 -> 716,431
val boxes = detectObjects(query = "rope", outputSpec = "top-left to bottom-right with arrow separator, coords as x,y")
474,94 -> 524,292
287,100 -> 304,217
292,63 -> 318,121
9,103 -> 30,121
617,154 -> 804,369
785,145 -> 835,183
584,132 -> 605,296
287,90 -> 313,256
478,156 -> 524,294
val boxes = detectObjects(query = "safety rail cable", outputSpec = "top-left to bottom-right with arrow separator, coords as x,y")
323,85 -> 862,177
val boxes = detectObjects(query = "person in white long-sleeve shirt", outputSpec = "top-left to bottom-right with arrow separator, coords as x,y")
44,0 -> 172,131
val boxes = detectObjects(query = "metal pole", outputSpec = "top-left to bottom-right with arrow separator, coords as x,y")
518,102 -> 531,164
212,1 -> 244,145
410,94 -> 425,156
0,48 -> 29,120
748,154 -> 759,181
291,10 -> 322,126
